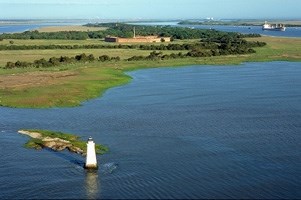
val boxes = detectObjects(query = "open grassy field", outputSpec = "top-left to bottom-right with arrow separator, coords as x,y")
0,36 -> 300,108
0,38 -> 198,67
246,36 -> 301,61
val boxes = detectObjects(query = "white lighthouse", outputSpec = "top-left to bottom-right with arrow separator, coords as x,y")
85,137 -> 98,169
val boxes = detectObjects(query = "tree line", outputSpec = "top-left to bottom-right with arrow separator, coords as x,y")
4,53 -> 120,69
0,44 -> 137,51
0,40 -> 266,51
127,44 -> 256,61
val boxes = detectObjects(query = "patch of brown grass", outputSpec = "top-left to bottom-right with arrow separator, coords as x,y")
0,71 -> 78,89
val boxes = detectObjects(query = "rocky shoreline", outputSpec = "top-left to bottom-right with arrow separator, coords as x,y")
18,130 -> 85,155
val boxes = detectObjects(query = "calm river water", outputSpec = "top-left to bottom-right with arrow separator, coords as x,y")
0,61 -> 301,199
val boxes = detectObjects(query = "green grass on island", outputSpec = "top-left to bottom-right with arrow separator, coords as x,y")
22,129 -> 108,155
1,25 -> 301,108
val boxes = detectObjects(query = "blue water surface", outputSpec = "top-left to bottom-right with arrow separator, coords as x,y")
0,62 -> 300,199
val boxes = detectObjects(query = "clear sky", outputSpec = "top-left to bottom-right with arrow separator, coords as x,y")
0,0 -> 300,20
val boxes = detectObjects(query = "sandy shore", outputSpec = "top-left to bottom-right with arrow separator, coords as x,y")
36,25 -> 107,32
18,130 -> 42,139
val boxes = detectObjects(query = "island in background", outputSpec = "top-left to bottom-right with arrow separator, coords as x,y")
0,21 -> 301,108
178,19 -> 301,27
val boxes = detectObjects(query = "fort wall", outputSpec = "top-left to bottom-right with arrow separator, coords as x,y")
105,36 -> 171,43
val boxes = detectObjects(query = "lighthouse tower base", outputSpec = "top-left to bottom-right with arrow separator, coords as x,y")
84,164 -> 98,170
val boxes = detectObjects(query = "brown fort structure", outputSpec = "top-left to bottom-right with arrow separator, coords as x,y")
105,27 -> 171,43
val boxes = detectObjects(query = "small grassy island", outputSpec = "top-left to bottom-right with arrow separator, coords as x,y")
18,129 -> 108,155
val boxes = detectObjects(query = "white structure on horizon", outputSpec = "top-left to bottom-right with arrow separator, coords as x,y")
85,137 -> 98,169
206,17 -> 214,20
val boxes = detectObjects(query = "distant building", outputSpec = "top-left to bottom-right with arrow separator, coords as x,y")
105,35 -> 171,43
105,26 -> 171,43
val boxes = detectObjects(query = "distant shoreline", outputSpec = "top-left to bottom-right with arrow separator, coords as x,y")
178,20 -> 301,27
2,18 -> 301,26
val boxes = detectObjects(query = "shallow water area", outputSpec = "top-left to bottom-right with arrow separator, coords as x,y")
0,61 -> 301,199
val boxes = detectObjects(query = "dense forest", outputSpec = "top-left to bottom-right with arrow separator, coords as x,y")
0,23 -> 261,40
